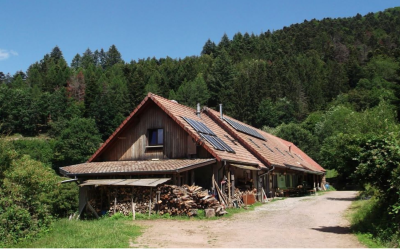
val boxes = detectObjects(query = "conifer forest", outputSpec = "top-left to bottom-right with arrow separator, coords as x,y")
1,7 -> 400,247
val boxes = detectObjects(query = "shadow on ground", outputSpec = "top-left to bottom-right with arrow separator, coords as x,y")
326,197 -> 357,201
311,226 -> 351,234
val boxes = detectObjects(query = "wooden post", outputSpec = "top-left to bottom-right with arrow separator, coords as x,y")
148,187 -> 152,218
227,171 -> 231,206
114,191 -> 117,215
231,169 -> 235,199
212,174 -> 215,193
131,187 -> 135,220
100,187 -> 103,212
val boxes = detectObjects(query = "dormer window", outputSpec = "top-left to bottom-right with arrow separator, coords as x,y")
148,128 -> 164,146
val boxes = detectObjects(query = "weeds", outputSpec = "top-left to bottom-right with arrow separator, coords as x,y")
347,193 -> 400,248
10,217 -> 142,248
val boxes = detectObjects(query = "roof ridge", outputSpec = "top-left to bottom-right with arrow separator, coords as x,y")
149,92 -> 199,112
206,107 -> 274,136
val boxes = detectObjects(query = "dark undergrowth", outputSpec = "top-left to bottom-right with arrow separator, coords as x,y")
348,190 -> 400,248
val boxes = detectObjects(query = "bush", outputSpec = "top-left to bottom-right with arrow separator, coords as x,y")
350,195 -> 400,247
0,151 -> 78,247
53,117 -> 102,168
11,138 -> 56,166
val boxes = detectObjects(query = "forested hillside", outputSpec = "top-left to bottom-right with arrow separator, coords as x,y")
1,7 -> 400,247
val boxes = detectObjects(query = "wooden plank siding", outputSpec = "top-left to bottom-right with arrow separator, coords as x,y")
99,102 -> 210,161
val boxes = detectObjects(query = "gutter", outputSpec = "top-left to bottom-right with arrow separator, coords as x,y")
284,164 -> 324,175
221,159 -> 260,167
258,165 -> 275,178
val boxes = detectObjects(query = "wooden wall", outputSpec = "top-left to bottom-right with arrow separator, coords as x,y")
100,102 -> 196,161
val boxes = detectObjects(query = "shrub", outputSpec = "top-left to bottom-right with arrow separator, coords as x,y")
0,153 -> 78,247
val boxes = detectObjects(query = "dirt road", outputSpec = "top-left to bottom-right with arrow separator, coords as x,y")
130,191 -> 365,248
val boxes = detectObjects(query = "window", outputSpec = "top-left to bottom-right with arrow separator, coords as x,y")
148,128 -> 163,146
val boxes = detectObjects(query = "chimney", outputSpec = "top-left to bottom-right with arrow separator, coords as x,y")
219,104 -> 223,119
196,103 -> 201,118
289,145 -> 292,153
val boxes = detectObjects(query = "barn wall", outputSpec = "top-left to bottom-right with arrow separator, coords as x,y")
100,102 -> 193,161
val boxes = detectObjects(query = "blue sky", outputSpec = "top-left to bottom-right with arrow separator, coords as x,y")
1,0 -> 399,75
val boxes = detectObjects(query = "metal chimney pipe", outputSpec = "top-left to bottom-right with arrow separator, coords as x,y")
197,103 -> 201,118
219,104 -> 223,119
289,145 -> 292,153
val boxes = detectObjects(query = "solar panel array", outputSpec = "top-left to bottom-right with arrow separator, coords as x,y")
182,117 -> 215,136
182,117 -> 235,153
223,117 -> 266,140
200,134 -> 235,153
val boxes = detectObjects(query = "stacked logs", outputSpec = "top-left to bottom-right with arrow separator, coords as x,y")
157,184 -> 227,216
88,184 -> 227,217
87,186 -> 156,216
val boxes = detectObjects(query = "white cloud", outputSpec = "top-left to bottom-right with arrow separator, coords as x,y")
0,49 -> 18,61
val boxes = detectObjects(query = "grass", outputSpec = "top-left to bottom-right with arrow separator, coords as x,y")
346,198 -> 386,248
9,201 -> 276,248
346,195 -> 400,248
11,217 -> 142,248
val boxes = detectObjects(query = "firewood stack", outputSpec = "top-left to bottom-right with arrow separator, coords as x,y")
88,184 -> 227,217
157,184 -> 227,216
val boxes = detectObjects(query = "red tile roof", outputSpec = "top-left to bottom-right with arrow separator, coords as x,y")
89,93 -> 265,169
150,94 -> 266,168
85,92 -> 324,175
60,159 -> 216,176
205,108 -> 325,174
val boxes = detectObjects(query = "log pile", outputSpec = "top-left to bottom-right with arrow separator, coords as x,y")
88,184 -> 227,217
87,186 -> 155,216
157,184 -> 227,216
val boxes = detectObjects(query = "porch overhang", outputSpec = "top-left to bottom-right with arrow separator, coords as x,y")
59,158 -> 216,177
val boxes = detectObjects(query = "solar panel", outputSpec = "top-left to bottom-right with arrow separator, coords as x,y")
263,143 -> 274,153
182,116 -> 234,153
200,134 -> 235,153
223,117 -> 266,140
214,136 -> 235,153
182,117 -> 215,136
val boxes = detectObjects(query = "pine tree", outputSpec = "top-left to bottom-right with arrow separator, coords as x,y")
81,49 -> 95,69
105,45 -> 123,69
201,39 -> 217,55
50,46 -> 63,61
207,49 -> 235,112
71,54 -> 82,70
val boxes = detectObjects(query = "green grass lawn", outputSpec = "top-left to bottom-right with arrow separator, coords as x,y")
11,217 -> 142,248
10,202 -> 265,248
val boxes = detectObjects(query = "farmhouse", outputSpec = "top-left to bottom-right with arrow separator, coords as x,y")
60,93 -> 325,217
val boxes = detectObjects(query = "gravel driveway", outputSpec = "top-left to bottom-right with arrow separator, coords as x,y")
130,191 -> 365,248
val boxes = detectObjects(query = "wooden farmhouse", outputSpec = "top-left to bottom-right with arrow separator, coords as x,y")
60,93 -> 325,217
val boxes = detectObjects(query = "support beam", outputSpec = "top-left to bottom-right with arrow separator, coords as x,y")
131,187 -> 135,220
86,201 -> 99,219
191,170 -> 195,185
148,187 -> 152,218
